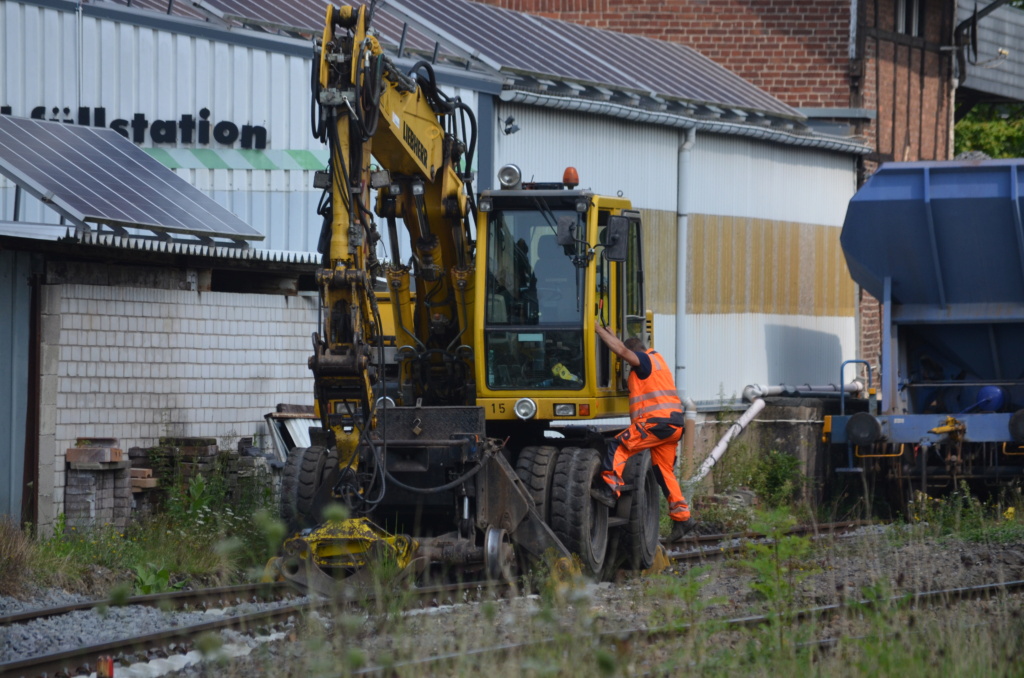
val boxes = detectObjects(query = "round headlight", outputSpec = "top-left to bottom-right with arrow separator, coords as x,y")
513,397 -> 537,420
497,163 -> 522,189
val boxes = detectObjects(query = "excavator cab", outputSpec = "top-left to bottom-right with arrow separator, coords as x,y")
475,167 -> 645,433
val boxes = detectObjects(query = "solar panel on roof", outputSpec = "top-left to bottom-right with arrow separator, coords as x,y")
0,116 -> 263,242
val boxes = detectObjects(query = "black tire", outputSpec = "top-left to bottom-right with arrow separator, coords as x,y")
514,445 -> 560,522
622,452 -> 660,570
550,447 -> 609,578
279,447 -> 304,531
280,446 -> 336,532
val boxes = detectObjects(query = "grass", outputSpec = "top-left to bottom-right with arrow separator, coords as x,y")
0,516 -> 32,596
2,460 -> 281,596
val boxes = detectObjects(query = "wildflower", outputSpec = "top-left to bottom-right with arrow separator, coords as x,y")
1004,506 -> 1016,521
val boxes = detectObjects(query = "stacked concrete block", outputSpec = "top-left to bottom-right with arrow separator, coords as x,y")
64,437 -> 131,531
124,437 -> 275,521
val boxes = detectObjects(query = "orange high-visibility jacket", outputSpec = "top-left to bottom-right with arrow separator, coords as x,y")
627,349 -> 684,423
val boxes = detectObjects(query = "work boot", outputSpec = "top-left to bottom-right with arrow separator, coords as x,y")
667,519 -> 697,542
591,483 -> 618,508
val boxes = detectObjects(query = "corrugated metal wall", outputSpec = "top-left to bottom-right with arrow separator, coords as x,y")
0,250 -> 33,522
685,134 -> 858,404
493,103 -> 680,212
0,2 -> 325,252
689,134 -> 856,226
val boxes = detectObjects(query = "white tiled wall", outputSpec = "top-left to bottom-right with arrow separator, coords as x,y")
37,283 -> 318,531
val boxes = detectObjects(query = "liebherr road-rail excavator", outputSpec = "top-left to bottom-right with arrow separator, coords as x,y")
268,2 -> 664,590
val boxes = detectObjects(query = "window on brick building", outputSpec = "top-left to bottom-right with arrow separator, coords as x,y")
896,0 -> 924,36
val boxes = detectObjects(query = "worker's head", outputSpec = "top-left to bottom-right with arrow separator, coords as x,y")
624,337 -> 646,352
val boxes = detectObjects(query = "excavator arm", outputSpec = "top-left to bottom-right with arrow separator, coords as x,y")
310,3 -> 476,463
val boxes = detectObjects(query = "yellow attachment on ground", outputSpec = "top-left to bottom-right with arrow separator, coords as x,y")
284,516 -> 417,571
642,545 -> 671,575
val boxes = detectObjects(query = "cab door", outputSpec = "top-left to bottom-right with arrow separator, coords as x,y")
616,210 -> 645,391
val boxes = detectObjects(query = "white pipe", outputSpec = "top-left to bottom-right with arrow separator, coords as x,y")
685,397 -> 767,489
682,396 -> 697,476
675,127 -> 695,399
741,381 -> 862,403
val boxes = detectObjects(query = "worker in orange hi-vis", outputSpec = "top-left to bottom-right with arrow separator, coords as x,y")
594,323 -> 697,542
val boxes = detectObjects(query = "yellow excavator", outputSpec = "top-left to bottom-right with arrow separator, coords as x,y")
269,2 -> 660,591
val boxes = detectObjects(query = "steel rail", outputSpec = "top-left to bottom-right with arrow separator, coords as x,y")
0,578 -> 513,678
663,519 -> 874,563
0,600 -> 306,678
349,579 -> 1024,676
0,581 -> 295,627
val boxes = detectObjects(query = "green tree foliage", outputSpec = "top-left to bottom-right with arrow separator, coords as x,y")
954,103 -> 1024,159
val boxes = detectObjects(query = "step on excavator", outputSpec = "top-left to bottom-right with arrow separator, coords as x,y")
267,1 -> 664,592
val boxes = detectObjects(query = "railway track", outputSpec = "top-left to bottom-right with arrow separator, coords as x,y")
664,519 -> 874,563
0,582 -> 296,628
351,578 -> 1024,676
0,521 -> 872,677
0,578 -> 514,678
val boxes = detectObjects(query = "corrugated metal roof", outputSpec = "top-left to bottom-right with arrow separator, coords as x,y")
0,222 -> 320,264
98,0 -> 445,55
77,231 -> 320,263
0,222 -> 72,241
99,0 -> 209,22
957,1 -> 1024,102
384,0 -> 801,119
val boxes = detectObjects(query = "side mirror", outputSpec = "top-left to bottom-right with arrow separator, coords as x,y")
604,215 -> 628,262
556,215 -> 577,247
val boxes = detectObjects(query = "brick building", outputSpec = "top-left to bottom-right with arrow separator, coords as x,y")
475,0 -> 972,374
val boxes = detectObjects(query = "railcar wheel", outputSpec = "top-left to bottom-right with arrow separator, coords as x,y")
280,446 -> 337,532
550,447 -> 609,578
514,445 -> 561,522
622,452 -> 660,570
484,527 -> 516,582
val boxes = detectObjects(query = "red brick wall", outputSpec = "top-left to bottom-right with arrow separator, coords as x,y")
478,0 -> 853,109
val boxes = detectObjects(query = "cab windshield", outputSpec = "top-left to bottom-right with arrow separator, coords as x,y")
484,205 -> 585,390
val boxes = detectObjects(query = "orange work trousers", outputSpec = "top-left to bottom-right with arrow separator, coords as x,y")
601,419 -> 691,522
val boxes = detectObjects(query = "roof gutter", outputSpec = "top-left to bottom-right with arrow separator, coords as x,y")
499,89 -> 871,155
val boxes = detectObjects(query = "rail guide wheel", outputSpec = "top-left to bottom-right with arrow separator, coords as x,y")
484,526 -> 516,582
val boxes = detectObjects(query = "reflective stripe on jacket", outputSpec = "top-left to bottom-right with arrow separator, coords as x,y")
628,349 -> 683,423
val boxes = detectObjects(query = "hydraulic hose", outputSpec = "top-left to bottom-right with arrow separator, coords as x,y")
381,456 -> 486,495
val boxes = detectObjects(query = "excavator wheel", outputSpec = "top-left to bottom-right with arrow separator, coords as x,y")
622,451 -> 660,570
514,445 -> 561,523
550,447 -> 608,578
280,446 -> 337,532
